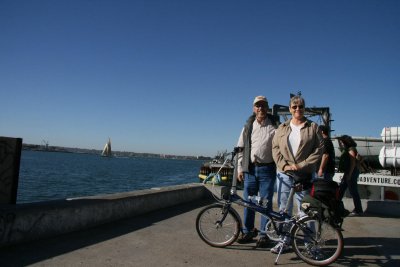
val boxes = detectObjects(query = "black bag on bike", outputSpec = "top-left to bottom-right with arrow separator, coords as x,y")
309,179 -> 349,223
301,194 -> 349,226
310,179 -> 339,204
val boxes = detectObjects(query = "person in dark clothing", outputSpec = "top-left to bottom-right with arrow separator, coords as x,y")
317,125 -> 336,180
337,135 -> 363,216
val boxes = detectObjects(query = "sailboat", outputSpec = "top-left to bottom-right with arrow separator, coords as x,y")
101,138 -> 112,157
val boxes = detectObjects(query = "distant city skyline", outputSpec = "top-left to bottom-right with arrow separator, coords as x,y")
2,0 -> 399,157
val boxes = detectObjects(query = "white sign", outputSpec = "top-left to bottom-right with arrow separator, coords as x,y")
333,173 -> 400,188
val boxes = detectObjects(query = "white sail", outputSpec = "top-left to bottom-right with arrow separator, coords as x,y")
101,138 -> 112,157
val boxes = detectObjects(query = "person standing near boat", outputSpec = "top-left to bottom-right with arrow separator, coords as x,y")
271,95 -> 323,254
236,95 -> 277,248
337,135 -> 363,216
317,125 -> 335,180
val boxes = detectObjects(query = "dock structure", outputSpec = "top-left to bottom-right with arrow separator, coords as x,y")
1,184 -> 400,266
0,137 -> 22,205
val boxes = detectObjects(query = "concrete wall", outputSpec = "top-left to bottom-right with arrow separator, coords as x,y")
0,183 -> 209,247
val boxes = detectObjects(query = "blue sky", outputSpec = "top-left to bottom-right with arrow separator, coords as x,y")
1,0 -> 399,157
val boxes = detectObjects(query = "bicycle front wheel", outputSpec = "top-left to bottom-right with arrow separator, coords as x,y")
291,216 -> 343,266
196,203 -> 240,247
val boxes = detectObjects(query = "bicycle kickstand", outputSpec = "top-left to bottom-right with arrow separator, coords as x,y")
274,245 -> 284,265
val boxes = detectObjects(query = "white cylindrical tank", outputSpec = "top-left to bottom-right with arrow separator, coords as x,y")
379,146 -> 400,168
381,127 -> 400,143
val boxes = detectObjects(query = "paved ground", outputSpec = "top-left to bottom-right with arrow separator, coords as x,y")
1,197 -> 399,267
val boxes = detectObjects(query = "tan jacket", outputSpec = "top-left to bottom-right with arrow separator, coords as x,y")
272,119 -> 323,173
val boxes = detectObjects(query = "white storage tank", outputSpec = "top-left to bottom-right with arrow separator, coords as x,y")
379,146 -> 400,168
381,127 -> 400,143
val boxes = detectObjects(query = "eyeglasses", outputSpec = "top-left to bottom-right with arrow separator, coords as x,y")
291,105 -> 304,110
254,103 -> 267,108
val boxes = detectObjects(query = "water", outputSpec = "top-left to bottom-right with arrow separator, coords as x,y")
17,150 -> 202,204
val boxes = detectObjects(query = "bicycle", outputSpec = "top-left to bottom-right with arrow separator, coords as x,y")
195,147 -> 344,266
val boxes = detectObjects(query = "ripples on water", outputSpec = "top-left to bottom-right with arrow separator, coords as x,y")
18,150 -> 202,203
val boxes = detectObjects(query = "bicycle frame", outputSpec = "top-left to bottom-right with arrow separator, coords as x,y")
205,148 -> 300,237
228,180 -> 302,234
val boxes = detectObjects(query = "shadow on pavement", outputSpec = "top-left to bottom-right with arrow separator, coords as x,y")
0,199 -> 212,267
337,236 -> 400,267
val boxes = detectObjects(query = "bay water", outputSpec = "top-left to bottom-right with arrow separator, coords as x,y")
17,150 -> 202,204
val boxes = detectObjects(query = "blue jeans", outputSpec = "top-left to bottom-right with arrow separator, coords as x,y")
242,164 -> 276,236
276,172 -> 309,216
339,168 -> 363,213
276,172 -> 313,244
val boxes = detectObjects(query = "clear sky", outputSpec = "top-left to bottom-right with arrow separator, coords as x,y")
1,0 -> 399,157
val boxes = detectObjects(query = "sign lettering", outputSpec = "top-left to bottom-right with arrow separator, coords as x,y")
333,173 -> 400,188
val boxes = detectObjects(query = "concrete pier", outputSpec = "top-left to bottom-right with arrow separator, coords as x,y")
1,193 -> 399,266
1,184 -> 400,266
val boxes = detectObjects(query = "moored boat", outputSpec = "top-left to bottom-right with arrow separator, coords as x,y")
198,151 -> 241,187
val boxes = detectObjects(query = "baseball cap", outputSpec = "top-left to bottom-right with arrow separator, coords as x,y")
253,95 -> 268,105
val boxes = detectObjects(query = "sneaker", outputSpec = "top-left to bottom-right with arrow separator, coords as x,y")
349,210 -> 363,217
270,242 -> 290,254
256,236 -> 269,248
237,229 -> 258,243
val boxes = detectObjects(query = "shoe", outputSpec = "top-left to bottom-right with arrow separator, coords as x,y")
349,210 -> 363,217
256,236 -> 269,248
270,242 -> 290,254
237,229 -> 258,243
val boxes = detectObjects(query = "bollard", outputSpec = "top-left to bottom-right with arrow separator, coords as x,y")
0,137 -> 22,204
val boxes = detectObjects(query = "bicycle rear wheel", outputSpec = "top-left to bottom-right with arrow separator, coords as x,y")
196,203 -> 240,247
291,216 -> 343,266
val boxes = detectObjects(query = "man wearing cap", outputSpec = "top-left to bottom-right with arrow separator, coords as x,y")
236,95 -> 277,247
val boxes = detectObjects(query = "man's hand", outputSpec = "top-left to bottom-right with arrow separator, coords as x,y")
284,164 -> 299,172
237,172 -> 244,182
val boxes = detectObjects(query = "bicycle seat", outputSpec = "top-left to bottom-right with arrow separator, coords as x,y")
285,171 -> 312,183
285,171 -> 312,190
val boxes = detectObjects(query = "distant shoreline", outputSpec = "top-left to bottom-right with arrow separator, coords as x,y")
22,143 -> 211,161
